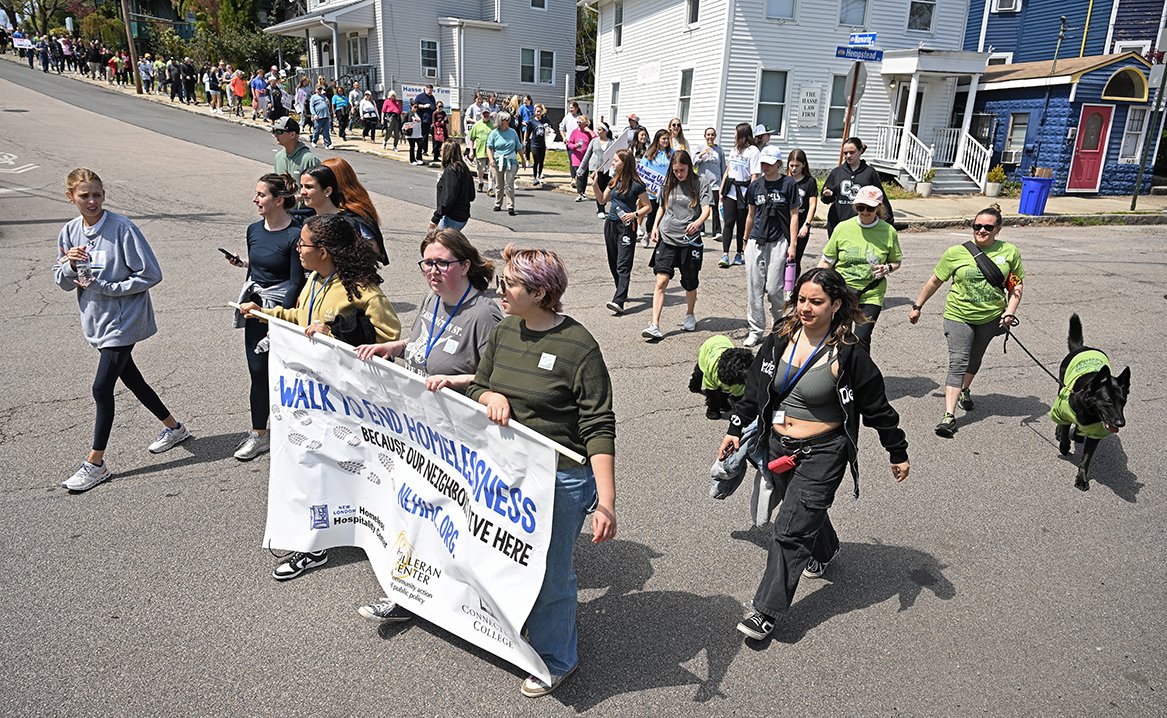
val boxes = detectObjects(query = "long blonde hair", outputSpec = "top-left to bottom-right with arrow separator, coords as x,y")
669,118 -> 688,152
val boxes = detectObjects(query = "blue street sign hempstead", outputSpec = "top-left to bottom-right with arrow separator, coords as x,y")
849,33 -> 876,46
836,46 -> 883,62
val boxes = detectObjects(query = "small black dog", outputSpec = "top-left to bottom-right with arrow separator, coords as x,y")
689,338 -> 754,420
1049,314 -> 1131,491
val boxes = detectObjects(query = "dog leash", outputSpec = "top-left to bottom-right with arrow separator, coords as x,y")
1001,317 -> 1062,386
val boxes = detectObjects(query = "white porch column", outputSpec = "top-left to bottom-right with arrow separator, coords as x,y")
954,73 -> 980,169
331,22 -> 340,81
896,72 -> 920,168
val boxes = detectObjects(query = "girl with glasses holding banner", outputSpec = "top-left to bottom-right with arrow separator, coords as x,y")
352,228 -> 503,623
468,245 -> 616,698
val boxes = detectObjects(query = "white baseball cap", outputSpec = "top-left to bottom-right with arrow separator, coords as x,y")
759,145 -> 783,164
753,123 -> 772,137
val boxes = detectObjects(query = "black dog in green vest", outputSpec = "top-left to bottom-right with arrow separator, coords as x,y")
1049,314 -> 1131,491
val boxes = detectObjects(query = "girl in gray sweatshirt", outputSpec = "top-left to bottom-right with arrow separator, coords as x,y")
53,168 -> 190,492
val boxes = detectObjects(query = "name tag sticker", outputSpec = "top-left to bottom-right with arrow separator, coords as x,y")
443,339 -> 459,354
995,257 -> 1006,264
538,352 -> 556,370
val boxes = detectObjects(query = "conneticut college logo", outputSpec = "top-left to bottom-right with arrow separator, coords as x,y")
310,505 -> 330,530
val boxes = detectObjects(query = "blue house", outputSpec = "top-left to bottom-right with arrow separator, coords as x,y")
974,52 -> 1158,194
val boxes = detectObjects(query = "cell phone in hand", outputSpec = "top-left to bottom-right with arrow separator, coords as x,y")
219,247 -> 241,263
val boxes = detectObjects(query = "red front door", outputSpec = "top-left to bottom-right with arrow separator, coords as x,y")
1067,104 -> 1112,192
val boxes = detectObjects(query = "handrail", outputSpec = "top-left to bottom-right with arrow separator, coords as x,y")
902,131 -> 933,182
958,131 -> 992,192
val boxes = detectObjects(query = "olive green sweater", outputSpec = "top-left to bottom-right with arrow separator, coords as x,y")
468,315 -> 615,469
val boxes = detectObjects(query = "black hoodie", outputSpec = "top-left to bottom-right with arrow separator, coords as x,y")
819,159 -> 894,236
727,329 -> 908,499
432,165 -> 476,224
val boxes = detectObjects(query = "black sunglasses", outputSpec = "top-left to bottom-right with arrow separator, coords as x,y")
972,223 -> 999,231
272,129 -> 287,135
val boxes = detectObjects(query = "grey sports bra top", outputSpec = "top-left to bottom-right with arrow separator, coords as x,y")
772,354 -> 844,424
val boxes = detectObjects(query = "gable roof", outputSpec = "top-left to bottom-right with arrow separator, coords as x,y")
982,52 -> 1152,86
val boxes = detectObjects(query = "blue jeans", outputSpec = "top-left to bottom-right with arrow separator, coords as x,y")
312,117 -> 332,147
437,216 -> 467,231
525,464 -> 597,676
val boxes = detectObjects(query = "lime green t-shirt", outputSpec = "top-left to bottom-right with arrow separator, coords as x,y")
933,240 -> 1025,325
469,120 -> 494,159
697,335 -> 745,396
821,217 -> 902,306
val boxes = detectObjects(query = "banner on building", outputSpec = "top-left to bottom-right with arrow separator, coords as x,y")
400,84 -> 452,112
260,314 -> 563,681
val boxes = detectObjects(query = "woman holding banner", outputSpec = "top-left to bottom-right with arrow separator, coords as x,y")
468,245 -> 616,697
239,213 -> 400,581
352,228 -> 504,624
637,129 -> 673,248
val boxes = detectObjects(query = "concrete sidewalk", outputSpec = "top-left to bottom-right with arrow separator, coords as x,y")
7,52 -> 1166,228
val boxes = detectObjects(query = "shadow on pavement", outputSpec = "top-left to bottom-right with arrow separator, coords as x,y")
1055,435 -> 1142,502
883,374 -> 941,401
941,392 -> 1049,430
110,432 -> 245,480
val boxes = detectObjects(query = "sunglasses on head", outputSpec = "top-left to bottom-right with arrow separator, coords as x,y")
973,223 -> 998,231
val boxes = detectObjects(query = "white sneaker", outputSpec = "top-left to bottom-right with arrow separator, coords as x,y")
234,430 -> 270,461
597,211 -> 606,219
310,141 -> 317,148
682,314 -> 697,332
640,236 -> 650,249
642,324 -> 663,340
63,461 -> 111,491
743,334 -> 761,348
148,422 -> 191,453
521,663 -> 577,697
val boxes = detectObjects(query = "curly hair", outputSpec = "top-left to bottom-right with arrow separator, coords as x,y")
421,228 -> 494,291
717,348 -> 755,387
776,267 -> 866,346
304,214 -> 382,301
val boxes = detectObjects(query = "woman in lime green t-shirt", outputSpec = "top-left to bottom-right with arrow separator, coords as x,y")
907,206 -> 1024,438
818,185 -> 901,350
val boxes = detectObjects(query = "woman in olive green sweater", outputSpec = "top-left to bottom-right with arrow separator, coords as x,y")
467,244 -> 616,698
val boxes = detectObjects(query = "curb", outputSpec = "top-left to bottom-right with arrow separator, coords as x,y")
884,212 -> 1167,231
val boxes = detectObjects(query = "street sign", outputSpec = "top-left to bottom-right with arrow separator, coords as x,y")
849,33 -> 876,46
836,46 -> 883,62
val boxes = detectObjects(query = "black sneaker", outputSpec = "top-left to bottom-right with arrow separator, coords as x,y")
706,405 -> 721,420
958,388 -> 974,410
803,547 -> 840,579
935,413 -> 957,438
737,609 -> 775,640
272,550 -> 328,580
358,597 -> 414,623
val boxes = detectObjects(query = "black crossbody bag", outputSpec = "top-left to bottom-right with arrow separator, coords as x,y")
962,241 -> 1006,289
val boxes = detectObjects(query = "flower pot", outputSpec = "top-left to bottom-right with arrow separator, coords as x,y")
985,182 -> 1002,198
917,181 -> 933,198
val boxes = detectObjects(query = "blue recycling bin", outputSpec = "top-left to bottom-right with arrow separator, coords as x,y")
1019,176 -> 1054,216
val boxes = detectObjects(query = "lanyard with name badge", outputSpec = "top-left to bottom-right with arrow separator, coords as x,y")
423,284 -> 471,368
308,271 -> 336,323
774,326 -> 827,424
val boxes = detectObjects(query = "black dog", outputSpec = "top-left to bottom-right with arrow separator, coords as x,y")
1049,314 -> 1131,491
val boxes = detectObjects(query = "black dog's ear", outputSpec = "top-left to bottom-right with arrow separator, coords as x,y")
1117,366 -> 1131,389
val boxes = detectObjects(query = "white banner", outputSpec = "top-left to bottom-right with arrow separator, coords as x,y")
400,84 -> 452,112
600,130 -> 631,173
14,38 -> 33,49
260,315 -> 560,681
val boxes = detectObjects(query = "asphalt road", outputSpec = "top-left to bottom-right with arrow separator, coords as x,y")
2,61 -> 1165,718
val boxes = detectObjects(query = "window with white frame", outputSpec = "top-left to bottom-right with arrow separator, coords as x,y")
1119,107 -> 1148,162
766,0 -> 794,20
347,36 -> 368,66
987,52 -> 1013,65
991,0 -> 1021,12
839,0 -> 867,26
756,70 -> 788,136
521,49 -> 555,84
531,0 -> 546,8
421,40 -> 438,77
614,0 -> 624,48
1006,113 -> 1028,150
826,74 -> 849,139
687,0 -> 699,25
908,0 -> 935,32
1114,40 -> 1151,56
610,82 -> 620,126
677,69 -> 694,124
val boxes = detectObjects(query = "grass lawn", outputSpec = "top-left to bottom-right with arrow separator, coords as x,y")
544,149 -> 571,173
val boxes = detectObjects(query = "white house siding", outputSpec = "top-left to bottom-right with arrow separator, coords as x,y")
493,0 -> 578,107
595,0 -> 972,171
593,0 -> 730,137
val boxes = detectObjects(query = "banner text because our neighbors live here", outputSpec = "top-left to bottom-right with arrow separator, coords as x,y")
278,375 -> 539,566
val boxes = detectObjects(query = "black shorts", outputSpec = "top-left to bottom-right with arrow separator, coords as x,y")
654,240 -> 703,291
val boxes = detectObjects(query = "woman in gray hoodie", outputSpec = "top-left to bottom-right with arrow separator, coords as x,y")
53,168 -> 189,492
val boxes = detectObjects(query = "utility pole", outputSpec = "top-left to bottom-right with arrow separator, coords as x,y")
119,0 -> 143,94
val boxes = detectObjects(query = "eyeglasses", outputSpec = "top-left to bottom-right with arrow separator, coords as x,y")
972,223 -> 998,231
854,206 -> 877,213
418,258 -> 461,273
296,240 -> 319,249
670,123 -> 681,128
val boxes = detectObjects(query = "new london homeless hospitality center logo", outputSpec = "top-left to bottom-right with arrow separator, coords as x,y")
311,505 -> 330,529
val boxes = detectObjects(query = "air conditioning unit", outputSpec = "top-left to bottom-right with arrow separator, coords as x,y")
1001,149 -> 1023,164
423,67 -> 437,79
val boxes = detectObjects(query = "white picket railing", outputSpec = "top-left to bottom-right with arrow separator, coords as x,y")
958,132 -> 992,192
872,125 -> 903,164
902,131 -> 934,183
873,124 -> 934,183
932,128 -> 961,166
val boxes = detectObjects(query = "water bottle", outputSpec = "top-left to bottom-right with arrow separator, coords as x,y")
784,260 -> 796,293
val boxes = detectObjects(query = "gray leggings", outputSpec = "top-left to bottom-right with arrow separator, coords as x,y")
943,317 -> 1006,387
